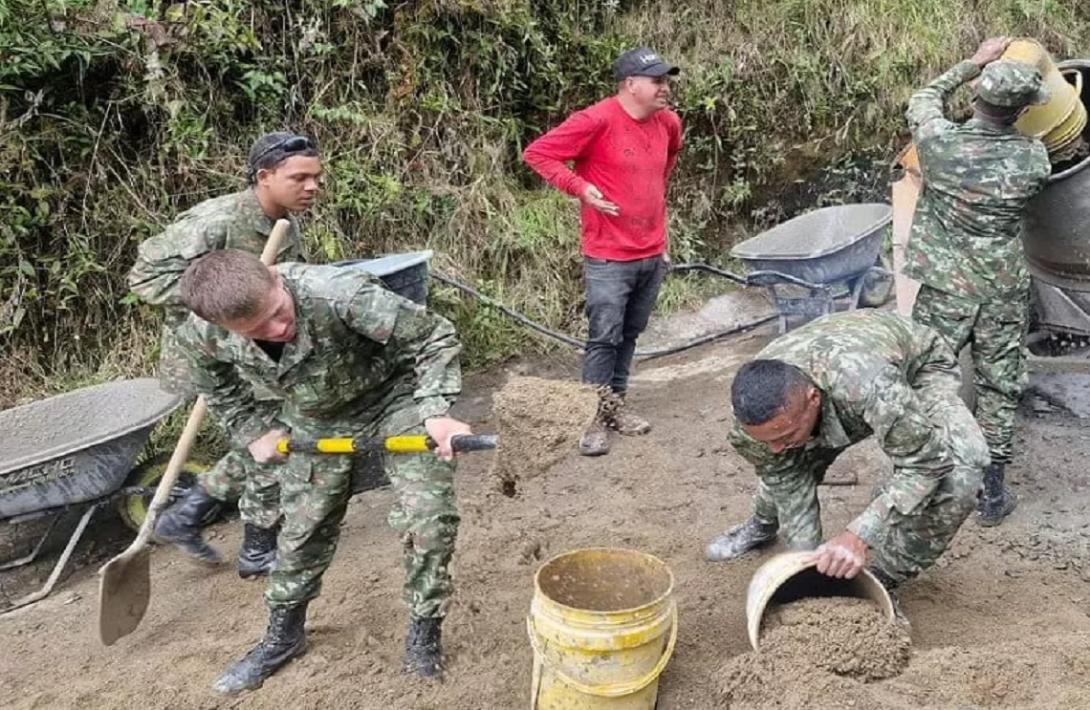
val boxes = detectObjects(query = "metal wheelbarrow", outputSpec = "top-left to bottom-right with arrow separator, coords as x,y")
730,203 -> 894,333
1,379 -> 183,612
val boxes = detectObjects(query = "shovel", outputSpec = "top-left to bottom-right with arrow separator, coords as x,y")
277,433 -> 498,455
97,218 -> 291,646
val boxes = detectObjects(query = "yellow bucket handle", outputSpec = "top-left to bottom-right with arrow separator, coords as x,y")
526,605 -> 678,699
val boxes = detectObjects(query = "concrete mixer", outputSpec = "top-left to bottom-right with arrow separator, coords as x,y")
1024,60 -> 1090,338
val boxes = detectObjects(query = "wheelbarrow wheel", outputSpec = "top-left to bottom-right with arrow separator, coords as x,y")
117,454 -> 219,532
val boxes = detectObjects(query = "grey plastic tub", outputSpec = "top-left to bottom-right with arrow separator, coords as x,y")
731,203 -> 892,285
336,250 -> 434,305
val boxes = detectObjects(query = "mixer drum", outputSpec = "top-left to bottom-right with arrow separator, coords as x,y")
1023,59 -> 1090,335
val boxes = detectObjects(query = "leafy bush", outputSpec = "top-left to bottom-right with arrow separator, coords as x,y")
2,0 -> 1088,405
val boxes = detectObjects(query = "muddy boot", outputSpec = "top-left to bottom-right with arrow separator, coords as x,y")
579,386 -> 613,456
605,391 -> 652,436
237,523 -> 278,579
403,616 -> 444,679
212,603 -> 308,695
153,486 -> 224,565
705,516 -> 779,561
977,462 -> 1017,527
578,419 -> 610,456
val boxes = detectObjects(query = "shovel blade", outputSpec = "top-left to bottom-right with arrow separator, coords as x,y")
97,546 -> 152,646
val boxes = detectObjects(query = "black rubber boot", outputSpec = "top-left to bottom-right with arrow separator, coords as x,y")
238,524 -> 278,579
403,616 -> 444,679
153,486 -> 224,565
977,462 -> 1017,527
704,516 -> 779,561
212,603 -> 308,695
869,567 -> 910,628
868,566 -> 900,591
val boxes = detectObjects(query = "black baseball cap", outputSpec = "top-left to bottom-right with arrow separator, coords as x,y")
613,47 -> 680,81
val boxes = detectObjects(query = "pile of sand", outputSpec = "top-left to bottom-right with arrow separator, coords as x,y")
871,637 -> 1090,709
487,375 -> 597,496
717,597 -> 911,709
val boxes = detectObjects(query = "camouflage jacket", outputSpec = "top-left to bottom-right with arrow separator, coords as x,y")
175,263 -> 462,448
729,311 -> 964,546
903,60 -> 1051,301
128,189 -> 306,325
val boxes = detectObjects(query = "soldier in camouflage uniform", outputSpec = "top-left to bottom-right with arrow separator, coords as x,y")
705,311 -> 990,591
173,249 -> 468,693
904,38 -> 1051,526
128,132 -> 321,575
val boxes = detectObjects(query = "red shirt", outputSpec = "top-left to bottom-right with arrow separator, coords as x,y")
522,97 -> 683,261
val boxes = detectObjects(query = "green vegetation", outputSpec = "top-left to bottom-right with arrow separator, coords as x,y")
3,0 -> 1089,406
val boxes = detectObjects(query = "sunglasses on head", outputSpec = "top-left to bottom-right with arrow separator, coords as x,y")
251,135 -> 316,165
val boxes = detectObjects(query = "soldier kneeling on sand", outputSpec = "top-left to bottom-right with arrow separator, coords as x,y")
174,249 -> 470,692
706,311 -> 989,593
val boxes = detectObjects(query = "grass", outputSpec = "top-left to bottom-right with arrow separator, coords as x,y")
3,0 -> 1089,408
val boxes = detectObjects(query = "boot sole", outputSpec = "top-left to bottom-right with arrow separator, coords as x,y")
212,641 -> 307,695
976,497 -> 1018,527
153,535 -> 224,566
704,536 -> 776,562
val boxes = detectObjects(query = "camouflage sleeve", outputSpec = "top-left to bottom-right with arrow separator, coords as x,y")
846,366 -> 954,545
906,60 -> 981,142
339,286 -> 462,420
1030,142 -> 1052,194
729,427 -> 822,549
286,216 -> 309,263
177,325 -> 271,449
128,221 -> 226,307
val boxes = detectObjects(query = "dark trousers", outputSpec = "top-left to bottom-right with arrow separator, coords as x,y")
582,255 -> 668,391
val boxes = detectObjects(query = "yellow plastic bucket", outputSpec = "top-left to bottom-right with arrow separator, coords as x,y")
745,551 -> 895,650
1002,39 -> 1087,155
528,548 -> 677,709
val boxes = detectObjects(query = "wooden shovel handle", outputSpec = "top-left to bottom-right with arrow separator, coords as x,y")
132,218 -> 292,547
133,399 -> 207,546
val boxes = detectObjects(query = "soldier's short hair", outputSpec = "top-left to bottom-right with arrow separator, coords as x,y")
246,132 -> 320,185
731,359 -> 814,425
180,249 -> 274,323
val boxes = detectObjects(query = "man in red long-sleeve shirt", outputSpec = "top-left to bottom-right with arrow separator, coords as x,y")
523,47 -> 683,456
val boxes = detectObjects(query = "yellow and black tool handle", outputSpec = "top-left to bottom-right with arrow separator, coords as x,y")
277,433 -> 498,455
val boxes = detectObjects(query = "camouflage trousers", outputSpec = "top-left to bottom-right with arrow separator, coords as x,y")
265,425 -> 459,619
912,284 -> 1029,464
753,389 -> 988,585
198,451 -> 282,530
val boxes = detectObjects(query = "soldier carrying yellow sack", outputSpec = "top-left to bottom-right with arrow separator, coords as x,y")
128,132 -> 322,576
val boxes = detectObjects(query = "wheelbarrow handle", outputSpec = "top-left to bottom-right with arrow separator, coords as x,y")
744,269 -> 826,290
276,434 -> 498,455
668,262 -> 748,285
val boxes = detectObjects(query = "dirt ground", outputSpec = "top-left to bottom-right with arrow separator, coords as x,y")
4,318 -> 1090,709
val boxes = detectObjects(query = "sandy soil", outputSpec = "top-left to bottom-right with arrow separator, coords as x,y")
487,375 -> 597,497
4,325 -> 1090,709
